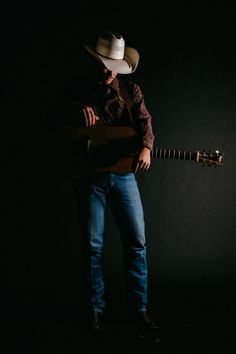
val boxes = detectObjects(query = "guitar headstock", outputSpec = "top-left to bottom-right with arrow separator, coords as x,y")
198,150 -> 224,167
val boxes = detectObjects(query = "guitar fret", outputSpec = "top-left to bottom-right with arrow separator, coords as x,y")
196,151 -> 200,162
154,148 -> 194,160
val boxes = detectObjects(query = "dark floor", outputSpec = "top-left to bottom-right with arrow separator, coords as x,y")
2,293 -> 235,354
1,280 -> 235,353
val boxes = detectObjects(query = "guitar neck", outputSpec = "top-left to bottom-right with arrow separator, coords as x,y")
151,148 -> 199,162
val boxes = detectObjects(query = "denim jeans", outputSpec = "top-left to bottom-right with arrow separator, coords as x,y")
74,172 -> 148,313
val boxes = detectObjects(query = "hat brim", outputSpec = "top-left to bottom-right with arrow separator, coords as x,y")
84,45 -> 139,74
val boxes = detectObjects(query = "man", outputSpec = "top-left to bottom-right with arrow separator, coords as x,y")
53,30 -> 158,337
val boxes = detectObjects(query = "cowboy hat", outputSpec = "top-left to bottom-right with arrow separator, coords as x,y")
84,30 -> 139,74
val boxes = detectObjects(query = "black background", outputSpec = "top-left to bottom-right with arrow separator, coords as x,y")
2,4 -> 236,354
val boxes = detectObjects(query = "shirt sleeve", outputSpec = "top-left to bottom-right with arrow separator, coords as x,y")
130,81 -> 155,151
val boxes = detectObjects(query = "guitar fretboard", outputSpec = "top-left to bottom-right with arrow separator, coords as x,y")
151,148 -> 198,161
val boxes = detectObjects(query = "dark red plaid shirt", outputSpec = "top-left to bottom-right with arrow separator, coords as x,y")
67,76 -> 155,151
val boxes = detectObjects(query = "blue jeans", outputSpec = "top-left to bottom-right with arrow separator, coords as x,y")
75,172 -> 148,313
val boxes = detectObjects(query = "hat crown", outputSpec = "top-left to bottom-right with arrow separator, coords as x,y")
95,32 -> 125,60
84,30 -> 139,74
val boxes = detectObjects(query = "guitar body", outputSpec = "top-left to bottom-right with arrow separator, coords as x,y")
51,124 -> 140,178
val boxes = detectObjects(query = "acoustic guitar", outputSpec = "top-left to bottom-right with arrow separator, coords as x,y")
51,124 -> 224,178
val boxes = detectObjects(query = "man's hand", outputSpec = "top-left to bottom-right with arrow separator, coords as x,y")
134,147 -> 151,172
82,105 -> 99,126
